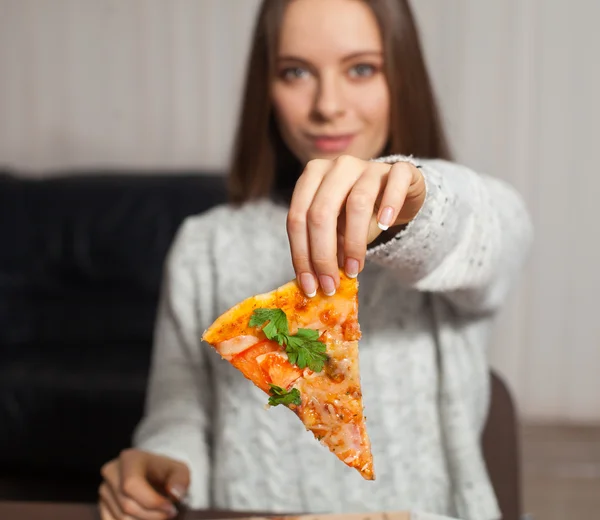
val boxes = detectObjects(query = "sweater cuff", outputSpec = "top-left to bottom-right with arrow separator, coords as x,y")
366,158 -> 460,285
370,153 -> 421,169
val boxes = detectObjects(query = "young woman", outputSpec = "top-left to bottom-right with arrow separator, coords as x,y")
98,1 -> 532,519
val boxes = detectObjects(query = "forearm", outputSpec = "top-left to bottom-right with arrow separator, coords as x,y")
367,156 -> 533,315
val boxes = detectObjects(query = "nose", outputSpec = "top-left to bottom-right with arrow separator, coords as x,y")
313,74 -> 346,121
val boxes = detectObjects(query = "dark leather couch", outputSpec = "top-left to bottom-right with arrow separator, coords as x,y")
0,169 -> 228,502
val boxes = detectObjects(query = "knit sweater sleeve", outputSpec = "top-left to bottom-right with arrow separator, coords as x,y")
132,217 -> 213,509
366,154 -> 533,316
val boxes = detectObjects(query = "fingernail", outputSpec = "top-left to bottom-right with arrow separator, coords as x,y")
345,258 -> 359,278
319,275 -> 336,296
378,206 -> 394,231
299,272 -> 317,297
169,484 -> 186,502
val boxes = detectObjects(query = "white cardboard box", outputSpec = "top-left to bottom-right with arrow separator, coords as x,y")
212,512 -> 459,520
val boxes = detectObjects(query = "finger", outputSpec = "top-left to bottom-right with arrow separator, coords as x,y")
376,161 -> 417,229
287,159 -> 329,297
307,155 -> 366,295
161,462 -> 190,503
343,167 -> 385,277
119,450 -> 179,515
336,213 -> 346,269
118,490 -> 175,520
99,501 -> 117,520
103,461 -> 176,520
366,212 -> 382,245
99,483 -> 124,520
100,460 -> 121,492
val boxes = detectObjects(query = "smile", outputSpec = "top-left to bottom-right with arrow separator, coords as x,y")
309,134 -> 356,153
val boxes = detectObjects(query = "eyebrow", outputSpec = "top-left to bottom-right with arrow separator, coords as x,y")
277,51 -> 383,63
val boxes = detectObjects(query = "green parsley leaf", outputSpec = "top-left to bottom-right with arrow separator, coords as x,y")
268,384 -> 302,407
249,308 -> 289,343
249,308 -> 328,372
285,334 -> 328,372
294,328 -> 320,341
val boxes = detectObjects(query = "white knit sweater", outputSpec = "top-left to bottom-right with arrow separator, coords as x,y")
132,155 -> 533,520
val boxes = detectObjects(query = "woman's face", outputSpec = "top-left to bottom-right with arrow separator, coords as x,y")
271,0 -> 390,164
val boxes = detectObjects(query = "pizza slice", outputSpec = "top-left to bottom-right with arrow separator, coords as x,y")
201,270 -> 374,480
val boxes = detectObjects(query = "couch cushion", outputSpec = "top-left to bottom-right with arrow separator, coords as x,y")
0,339 -> 150,474
0,171 -> 227,347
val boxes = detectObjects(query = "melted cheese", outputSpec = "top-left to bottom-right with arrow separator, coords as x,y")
216,335 -> 259,359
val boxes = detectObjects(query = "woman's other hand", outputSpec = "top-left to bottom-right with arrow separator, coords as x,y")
287,155 -> 425,297
98,449 -> 189,520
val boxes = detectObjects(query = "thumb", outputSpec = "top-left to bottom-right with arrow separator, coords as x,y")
162,460 -> 191,502
367,213 -> 383,245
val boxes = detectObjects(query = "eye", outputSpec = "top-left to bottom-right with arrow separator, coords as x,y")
348,63 -> 378,78
280,66 -> 311,81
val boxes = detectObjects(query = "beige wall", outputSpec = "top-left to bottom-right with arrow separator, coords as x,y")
1,0 -> 599,424
414,1 -> 600,425
0,0 -> 261,171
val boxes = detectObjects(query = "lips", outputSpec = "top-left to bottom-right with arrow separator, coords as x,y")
309,134 -> 355,153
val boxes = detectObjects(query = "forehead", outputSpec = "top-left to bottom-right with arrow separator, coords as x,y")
277,0 -> 383,58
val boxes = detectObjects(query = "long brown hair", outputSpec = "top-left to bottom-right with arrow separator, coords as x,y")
227,0 -> 452,205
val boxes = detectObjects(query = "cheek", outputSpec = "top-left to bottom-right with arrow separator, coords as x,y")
271,86 -> 307,136
360,84 -> 390,135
